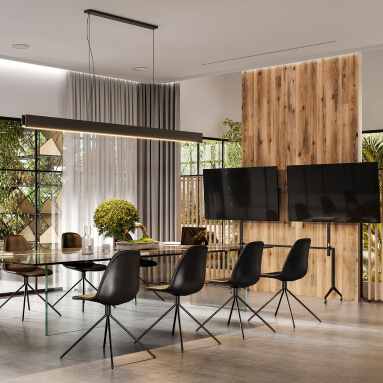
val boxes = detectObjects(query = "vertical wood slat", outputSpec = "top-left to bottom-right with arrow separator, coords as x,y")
182,177 -> 185,228
368,223 -> 372,301
186,177 -> 190,225
191,176 -> 195,226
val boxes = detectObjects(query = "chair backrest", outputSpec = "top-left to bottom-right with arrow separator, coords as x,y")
4,235 -> 30,252
181,227 -> 207,245
62,232 -> 82,248
280,238 -> 311,281
95,250 -> 140,306
3,235 -> 32,272
230,241 -> 264,288
168,245 -> 207,296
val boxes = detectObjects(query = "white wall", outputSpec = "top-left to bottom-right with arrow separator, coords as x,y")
180,72 -> 242,138
0,59 -> 67,119
362,49 -> 383,132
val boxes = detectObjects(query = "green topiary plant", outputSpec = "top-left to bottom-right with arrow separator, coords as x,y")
93,198 -> 140,242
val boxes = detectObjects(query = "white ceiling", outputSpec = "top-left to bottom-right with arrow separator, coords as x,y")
1,0 -> 383,82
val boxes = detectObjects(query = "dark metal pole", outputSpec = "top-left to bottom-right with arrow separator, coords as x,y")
34,131 -> 38,291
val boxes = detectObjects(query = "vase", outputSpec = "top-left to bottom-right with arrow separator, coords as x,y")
82,226 -> 94,253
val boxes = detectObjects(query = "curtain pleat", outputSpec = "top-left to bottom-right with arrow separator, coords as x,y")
62,72 -> 180,289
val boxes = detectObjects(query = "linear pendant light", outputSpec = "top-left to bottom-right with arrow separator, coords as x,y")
21,115 -> 202,143
21,10 -> 203,143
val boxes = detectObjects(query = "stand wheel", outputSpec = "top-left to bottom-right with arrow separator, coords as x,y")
324,299 -> 327,304
340,297 -> 343,302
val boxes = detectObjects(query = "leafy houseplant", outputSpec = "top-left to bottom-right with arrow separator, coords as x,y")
93,198 -> 140,242
93,198 -> 158,249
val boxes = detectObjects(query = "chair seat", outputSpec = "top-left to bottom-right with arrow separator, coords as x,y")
3,266 -> 53,277
261,271 -> 283,279
140,259 -> 158,268
73,293 -> 97,301
205,278 -> 235,287
147,284 -> 170,291
64,262 -> 107,272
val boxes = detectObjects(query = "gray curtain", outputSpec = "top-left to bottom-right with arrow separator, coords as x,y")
65,71 -> 180,244
137,83 -> 181,242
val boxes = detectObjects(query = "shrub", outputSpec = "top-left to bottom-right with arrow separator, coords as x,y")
93,198 -> 139,242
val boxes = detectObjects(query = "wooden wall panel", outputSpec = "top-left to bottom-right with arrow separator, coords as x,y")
242,54 -> 359,301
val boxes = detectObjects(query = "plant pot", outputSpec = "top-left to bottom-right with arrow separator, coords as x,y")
116,241 -> 159,251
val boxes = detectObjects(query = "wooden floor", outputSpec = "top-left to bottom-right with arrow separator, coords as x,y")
0,286 -> 382,383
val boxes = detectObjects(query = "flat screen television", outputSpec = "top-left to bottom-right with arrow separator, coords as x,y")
287,162 -> 380,223
203,167 -> 279,221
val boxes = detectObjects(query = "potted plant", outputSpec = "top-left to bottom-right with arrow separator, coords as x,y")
93,198 -> 159,250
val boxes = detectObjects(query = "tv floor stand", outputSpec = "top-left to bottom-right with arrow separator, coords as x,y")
239,220 -> 342,303
324,222 -> 343,303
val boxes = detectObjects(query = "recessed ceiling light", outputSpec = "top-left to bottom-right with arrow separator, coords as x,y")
133,67 -> 148,71
12,44 -> 30,49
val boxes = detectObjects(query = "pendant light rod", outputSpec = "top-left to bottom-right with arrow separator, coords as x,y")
84,9 -> 158,30
21,115 -> 203,143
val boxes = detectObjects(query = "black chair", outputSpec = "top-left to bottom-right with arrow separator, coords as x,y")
136,245 -> 221,352
53,232 -> 107,312
0,235 -> 61,321
195,241 -> 275,339
60,250 -> 156,369
248,238 -> 321,327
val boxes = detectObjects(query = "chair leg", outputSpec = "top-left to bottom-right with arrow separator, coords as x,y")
103,320 -> 108,349
139,277 -> 165,301
60,314 -> 107,358
136,304 -> 176,342
285,291 -> 295,328
82,273 -> 85,313
248,288 -> 283,321
195,295 -> 234,332
234,296 -> 245,339
0,283 -> 25,309
53,278 -> 82,307
180,305 -> 221,346
275,290 -> 285,317
237,296 -> 275,333
177,303 -> 183,353
286,288 -> 321,323
22,281 -> 28,321
107,316 -> 114,369
172,306 -> 178,336
26,286 -> 30,311
85,278 -> 98,292
110,315 -> 156,359
227,298 -> 235,326
27,283 -> 61,317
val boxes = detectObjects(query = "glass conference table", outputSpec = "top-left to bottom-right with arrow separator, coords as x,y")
0,243 -> 244,335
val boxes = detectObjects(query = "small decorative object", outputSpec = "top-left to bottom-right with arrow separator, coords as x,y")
82,226 -> 94,254
93,198 -> 158,250
191,230 -> 208,245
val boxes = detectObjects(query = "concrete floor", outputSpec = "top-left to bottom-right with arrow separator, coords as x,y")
0,285 -> 382,383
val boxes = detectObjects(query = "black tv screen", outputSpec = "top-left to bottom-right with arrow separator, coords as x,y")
203,167 -> 279,221
287,162 -> 380,223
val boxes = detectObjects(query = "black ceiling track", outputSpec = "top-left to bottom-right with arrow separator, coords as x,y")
84,9 -> 158,30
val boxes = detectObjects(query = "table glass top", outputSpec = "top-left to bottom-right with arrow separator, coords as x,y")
0,243 -> 244,266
